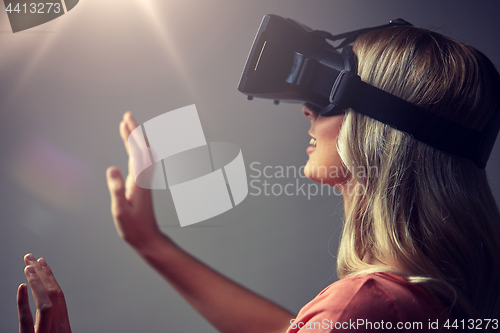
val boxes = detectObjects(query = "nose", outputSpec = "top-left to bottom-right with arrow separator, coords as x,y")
302,103 -> 319,121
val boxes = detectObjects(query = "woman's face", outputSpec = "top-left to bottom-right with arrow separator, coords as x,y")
302,103 -> 349,187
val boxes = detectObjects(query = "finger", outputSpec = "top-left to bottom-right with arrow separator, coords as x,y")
121,121 -> 135,179
38,258 -> 71,330
119,114 -> 137,180
25,255 -> 57,296
24,266 -> 53,333
123,112 -> 139,132
17,284 -> 35,333
120,112 -> 138,154
24,255 -> 55,293
25,255 -> 60,327
118,112 -> 151,204
106,167 -> 130,220
120,120 -> 130,155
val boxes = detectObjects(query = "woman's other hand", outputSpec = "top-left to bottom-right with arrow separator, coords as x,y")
106,112 -> 163,250
17,254 -> 71,333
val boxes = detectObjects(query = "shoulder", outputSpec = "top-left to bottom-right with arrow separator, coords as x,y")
288,273 -> 441,332
318,273 -> 436,320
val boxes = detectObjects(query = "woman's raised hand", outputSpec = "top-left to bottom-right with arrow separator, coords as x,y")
17,254 -> 71,333
106,112 -> 164,250
104,113 -> 295,333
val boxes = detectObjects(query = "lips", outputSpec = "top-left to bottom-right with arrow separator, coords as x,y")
307,137 -> 316,154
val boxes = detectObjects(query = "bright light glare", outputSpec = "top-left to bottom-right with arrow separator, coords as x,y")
136,0 -> 196,94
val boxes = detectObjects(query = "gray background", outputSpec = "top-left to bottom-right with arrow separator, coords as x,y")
1,0 -> 500,332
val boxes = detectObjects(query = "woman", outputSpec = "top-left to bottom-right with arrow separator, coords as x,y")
295,26 -> 500,331
18,25 -> 500,332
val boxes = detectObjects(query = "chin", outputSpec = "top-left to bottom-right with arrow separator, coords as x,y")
304,163 -> 327,185
304,162 -> 351,189
303,161 -> 317,181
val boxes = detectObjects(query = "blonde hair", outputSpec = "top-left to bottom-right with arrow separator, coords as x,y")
336,26 -> 500,321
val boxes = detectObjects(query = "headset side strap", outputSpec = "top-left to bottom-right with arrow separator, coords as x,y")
326,71 -> 484,166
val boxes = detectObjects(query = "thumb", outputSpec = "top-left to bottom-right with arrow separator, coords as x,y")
17,283 -> 35,333
106,167 -> 129,219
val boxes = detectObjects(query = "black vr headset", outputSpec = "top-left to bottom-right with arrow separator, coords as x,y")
238,15 -> 500,168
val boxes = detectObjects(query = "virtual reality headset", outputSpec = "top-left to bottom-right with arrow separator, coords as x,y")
238,15 -> 500,168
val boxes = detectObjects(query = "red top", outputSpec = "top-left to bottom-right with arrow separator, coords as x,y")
286,272 -> 448,332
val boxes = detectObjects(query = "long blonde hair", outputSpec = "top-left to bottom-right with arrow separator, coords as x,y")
336,26 -> 500,321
